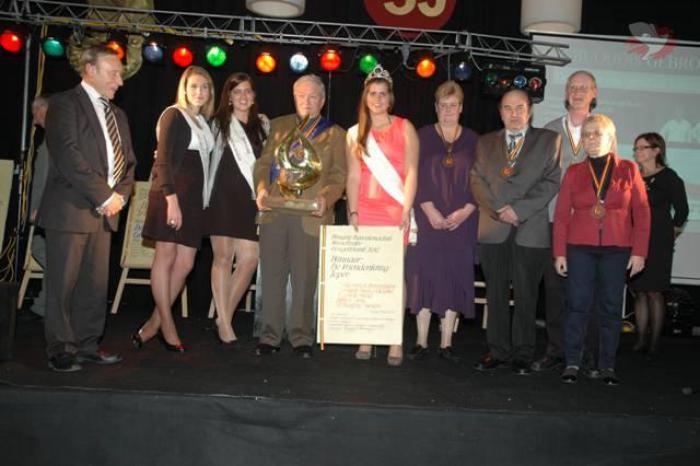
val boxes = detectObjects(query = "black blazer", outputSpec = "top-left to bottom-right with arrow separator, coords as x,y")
39,84 -> 136,233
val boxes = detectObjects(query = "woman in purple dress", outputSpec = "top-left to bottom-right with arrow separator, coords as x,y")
406,81 -> 478,362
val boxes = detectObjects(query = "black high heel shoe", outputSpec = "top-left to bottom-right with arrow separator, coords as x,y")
157,333 -> 186,353
130,329 -> 148,349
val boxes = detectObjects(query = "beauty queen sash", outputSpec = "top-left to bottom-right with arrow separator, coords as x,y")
347,124 -> 417,244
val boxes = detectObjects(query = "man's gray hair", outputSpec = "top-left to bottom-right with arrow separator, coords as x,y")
293,74 -> 325,99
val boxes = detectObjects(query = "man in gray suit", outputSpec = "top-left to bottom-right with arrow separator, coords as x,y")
532,70 -> 600,373
470,89 -> 561,375
29,95 -> 50,318
39,45 -> 136,372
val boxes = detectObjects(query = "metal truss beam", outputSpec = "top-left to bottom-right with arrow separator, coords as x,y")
1,0 -> 571,66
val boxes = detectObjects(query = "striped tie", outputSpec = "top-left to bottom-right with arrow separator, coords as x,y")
99,97 -> 125,184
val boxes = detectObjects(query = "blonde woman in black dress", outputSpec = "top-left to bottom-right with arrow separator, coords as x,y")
208,73 -> 269,344
135,66 -> 216,352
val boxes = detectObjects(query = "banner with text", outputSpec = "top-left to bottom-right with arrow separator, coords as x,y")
317,225 -> 404,347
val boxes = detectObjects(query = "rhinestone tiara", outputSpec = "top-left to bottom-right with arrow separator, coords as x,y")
364,64 -> 393,85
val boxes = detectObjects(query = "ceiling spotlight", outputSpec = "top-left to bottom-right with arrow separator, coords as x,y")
256,52 -> 277,73
528,76 -> 543,91
41,37 -> 65,58
320,48 -> 341,72
453,61 -> 472,81
358,53 -> 378,74
0,29 -> 23,54
416,57 -> 436,78
206,45 -> 227,67
143,41 -> 164,63
513,75 -> 528,88
105,40 -> 125,61
289,52 -> 309,73
172,46 -> 194,68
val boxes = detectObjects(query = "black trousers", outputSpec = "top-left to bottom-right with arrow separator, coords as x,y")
479,232 -> 548,361
543,226 -> 599,360
44,226 -> 111,357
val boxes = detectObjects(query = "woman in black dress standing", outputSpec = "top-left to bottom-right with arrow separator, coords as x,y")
630,132 -> 688,354
208,73 -> 269,344
136,66 -> 216,351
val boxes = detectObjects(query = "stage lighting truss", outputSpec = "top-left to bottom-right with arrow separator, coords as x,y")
0,0 -> 571,68
480,62 -> 547,103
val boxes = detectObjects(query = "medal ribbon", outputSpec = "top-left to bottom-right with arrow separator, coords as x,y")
565,120 -> 583,158
505,136 -> 525,169
588,154 -> 612,204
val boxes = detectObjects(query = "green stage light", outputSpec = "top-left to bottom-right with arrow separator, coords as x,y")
206,45 -> 227,67
41,37 -> 65,57
358,53 -> 378,74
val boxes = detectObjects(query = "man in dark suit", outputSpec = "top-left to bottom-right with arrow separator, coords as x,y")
38,45 -> 136,372
470,89 -> 561,375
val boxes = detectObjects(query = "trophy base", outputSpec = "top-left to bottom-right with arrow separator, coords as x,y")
266,196 -> 320,215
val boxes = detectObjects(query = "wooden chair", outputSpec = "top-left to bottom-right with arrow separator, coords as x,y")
17,225 -> 44,309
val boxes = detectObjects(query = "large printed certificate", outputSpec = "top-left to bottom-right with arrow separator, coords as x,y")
317,225 -> 404,347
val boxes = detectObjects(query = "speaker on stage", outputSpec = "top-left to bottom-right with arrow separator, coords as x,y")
0,281 -> 19,360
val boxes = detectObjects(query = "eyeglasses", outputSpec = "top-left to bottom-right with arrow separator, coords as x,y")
567,85 -> 592,94
582,130 -> 605,139
633,144 -> 653,151
437,102 -> 460,110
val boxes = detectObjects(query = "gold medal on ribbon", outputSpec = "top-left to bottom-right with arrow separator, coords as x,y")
588,155 -> 612,220
502,135 -> 525,178
591,202 -> 606,219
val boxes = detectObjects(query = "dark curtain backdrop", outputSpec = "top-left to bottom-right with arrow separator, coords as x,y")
2,0 -> 699,175
1,0 -> 698,310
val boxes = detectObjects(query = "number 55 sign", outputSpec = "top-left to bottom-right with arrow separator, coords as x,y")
364,0 -> 456,30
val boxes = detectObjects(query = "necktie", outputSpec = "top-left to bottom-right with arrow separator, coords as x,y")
508,132 -> 522,152
99,97 -> 125,184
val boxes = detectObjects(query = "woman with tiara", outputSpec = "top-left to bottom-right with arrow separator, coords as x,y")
345,65 -> 419,366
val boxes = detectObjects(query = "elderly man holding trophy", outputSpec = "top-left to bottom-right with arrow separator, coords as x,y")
253,74 -> 347,358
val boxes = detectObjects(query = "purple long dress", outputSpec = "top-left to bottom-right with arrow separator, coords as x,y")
406,124 -> 478,317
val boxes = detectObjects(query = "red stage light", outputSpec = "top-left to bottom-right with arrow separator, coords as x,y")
320,49 -> 341,72
528,77 -> 543,91
416,58 -> 436,78
1,29 -> 23,54
105,40 -> 125,61
172,46 -> 194,68
256,52 -> 277,73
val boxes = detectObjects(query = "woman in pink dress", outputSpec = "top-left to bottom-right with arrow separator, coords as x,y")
345,65 -> 419,366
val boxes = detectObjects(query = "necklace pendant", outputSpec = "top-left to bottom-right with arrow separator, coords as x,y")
442,152 -> 454,168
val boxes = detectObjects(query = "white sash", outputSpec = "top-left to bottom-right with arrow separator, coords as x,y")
348,124 -> 417,243
157,105 -> 215,207
211,117 -> 258,200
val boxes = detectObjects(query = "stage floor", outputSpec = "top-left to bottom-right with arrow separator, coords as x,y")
2,295 -> 699,419
2,291 -> 700,465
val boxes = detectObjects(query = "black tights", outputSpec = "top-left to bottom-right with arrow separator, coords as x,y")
634,291 -> 665,352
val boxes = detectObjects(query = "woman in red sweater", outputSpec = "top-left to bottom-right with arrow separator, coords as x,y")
553,114 -> 650,386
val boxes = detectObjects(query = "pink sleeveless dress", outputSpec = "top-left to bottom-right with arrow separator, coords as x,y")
357,116 -> 406,228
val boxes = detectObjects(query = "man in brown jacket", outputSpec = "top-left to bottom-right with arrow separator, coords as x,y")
254,74 -> 347,358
